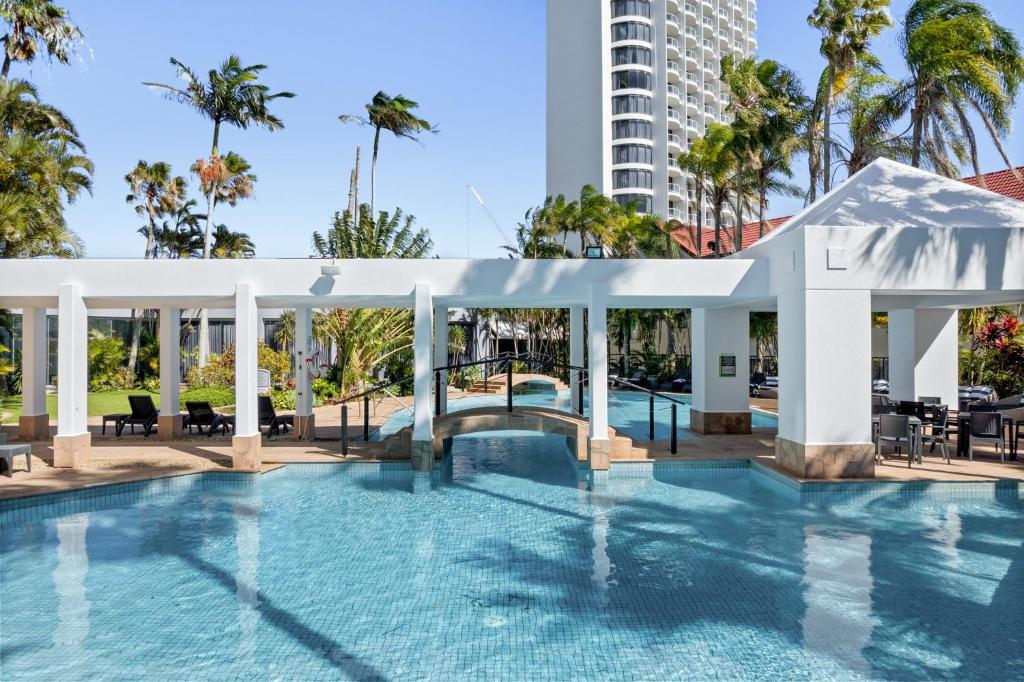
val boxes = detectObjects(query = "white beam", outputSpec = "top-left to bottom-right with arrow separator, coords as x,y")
294,307 -> 313,416
433,304 -> 448,415
56,284 -> 88,436
887,309 -> 959,406
570,306 -> 585,413
413,284 -> 434,442
233,284 -> 259,437
20,307 -> 47,416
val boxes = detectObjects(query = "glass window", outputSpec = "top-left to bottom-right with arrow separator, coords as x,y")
611,45 -> 653,67
615,194 -> 653,213
611,21 -> 652,42
612,94 -> 652,115
612,119 -> 652,140
612,144 -> 654,165
611,0 -> 651,18
613,169 -> 654,190
611,70 -> 652,91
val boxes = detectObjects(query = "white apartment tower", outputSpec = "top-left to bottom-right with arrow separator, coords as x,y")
547,0 -> 757,226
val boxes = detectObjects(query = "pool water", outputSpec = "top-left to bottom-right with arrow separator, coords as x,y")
375,387 -> 778,441
2,434 -> 1022,681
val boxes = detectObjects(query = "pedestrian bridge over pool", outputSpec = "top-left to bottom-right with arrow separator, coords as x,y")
386,405 -> 635,466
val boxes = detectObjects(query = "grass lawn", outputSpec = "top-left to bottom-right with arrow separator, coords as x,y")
0,390 -> 160,424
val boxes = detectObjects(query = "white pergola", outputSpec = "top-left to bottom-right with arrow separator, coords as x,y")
2,159 -> 1022,478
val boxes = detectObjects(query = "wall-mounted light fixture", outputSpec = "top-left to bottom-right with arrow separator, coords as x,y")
585,245 -> 604,259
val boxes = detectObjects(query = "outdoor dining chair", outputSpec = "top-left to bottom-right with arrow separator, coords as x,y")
876,414 -> 914,467
969,412 -> 1006,463
897,400 -> 927,421
117,395 -> 159,437
921,405 -> 950,463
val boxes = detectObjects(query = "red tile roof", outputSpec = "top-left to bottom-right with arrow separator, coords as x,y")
960,166 -> 1024,202
670,166 -> 1023,257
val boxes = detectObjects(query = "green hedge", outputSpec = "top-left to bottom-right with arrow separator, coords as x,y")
180,387 -> 235,410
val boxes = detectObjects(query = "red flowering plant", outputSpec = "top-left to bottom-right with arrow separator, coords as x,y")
973,314 -> 1024,396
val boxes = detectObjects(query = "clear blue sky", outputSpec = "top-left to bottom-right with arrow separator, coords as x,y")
26,1 -> 1024,258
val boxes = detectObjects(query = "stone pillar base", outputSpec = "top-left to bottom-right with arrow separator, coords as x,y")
775,436 -> 875,479
588,438 -> 611,471
18,413 -> 50,441
293,414 -> 316,441
690,408 -> 752,435
157,414 -> 184,441
231,434 -> 262,470
54,432 -> 91,468
411,440 -> 434,471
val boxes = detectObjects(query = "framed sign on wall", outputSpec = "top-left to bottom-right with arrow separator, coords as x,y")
719,354 -> 737,378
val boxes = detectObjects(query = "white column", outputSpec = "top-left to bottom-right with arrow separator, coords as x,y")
570,306 -> 585,413
691,307 -> 751,434
54,284 -> 89,467
433,304 -> 448,414
887,309 -> 959,406
56,285 -> 87,437
232,284 -> 261,468
294,307 -> 313,416
776,289 -> 873,478
412,284 -> 434,470
19,307 -> 49,439
588,285 -> 609,449
158,307 -> 182,439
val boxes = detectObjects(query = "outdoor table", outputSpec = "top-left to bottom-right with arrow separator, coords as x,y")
102,413 -> 128,435
872,415 -> 924,464
0,443 -> 32,477
956,412 -> 1017,461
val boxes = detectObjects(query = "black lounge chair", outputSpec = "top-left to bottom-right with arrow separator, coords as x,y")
185,401 -> 231,437
671,369 -> 692,393
259,395 -> 294,437
117,395 -> 159,437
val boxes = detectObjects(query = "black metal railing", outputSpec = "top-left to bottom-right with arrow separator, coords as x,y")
607,375 -> 687,454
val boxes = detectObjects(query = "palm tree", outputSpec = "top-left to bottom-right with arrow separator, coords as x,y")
340,92 -> 436,217
679,124 -> 734,257
124,160 -> 186,374
0,78 -> 90,257
152,199 -> 205,258
899,0 -> 1024,182
210,224 -> 255,258
312,204 -> 433,260
808,0 -> 892,194
145,56 -> 292,364
833,67 -> 912,175
0,0 -> 83,78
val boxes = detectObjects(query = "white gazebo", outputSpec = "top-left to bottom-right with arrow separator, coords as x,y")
1,160 -> 1022,478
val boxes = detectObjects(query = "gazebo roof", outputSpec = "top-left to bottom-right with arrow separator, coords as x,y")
754,158 -> 1024,246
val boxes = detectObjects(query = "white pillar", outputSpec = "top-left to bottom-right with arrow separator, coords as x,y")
570,306 -> 585,413
292,307 -> 315,439
691,307 -> 751,434
887,309 -> 959,407
776,289 -> 873,478
433,304 -> 448,415
412,284 -> 434,470
232,283 -> 261,468
19,307 -> 49,440
54,284 -> 89,467
157,307 -> 182,439
588,284 -> 610,469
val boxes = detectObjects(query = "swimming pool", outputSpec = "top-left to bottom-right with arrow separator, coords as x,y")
375,386 -> 778,441
1,432 -> 1021,680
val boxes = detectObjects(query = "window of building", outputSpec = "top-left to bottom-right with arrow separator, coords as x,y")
611,70 -> 652,91
611,45 -> 653,67
612,144 -> 654,165
613,169 -> 654,189
612,94 -> 653,115
611,0 -> 651,19
612,119 -> 653,140
611,21 -> 652,42
615,193 -> 653,213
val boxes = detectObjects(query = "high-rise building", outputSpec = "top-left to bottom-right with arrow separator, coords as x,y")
547,0 -> 757,227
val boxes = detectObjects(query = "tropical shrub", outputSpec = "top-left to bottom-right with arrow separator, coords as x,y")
180,387 -> 234,409
312,377 -> 341,403
185,347 -> 234,388
971,314 -> 1024,396
88,331 -> 133,390
269,387 -> 296,411
258,343 -> 291,385
142,376 -> 161,393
